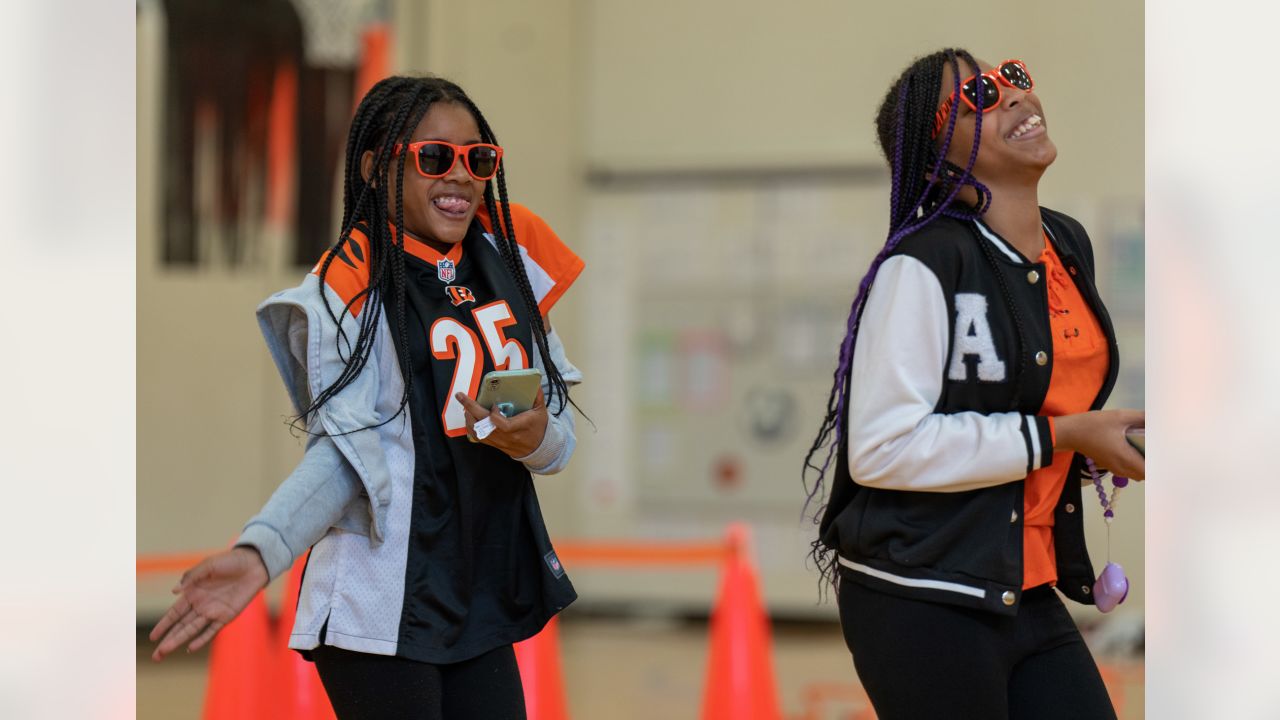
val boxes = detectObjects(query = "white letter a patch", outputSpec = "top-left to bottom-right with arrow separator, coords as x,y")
948,294 -> 1006,382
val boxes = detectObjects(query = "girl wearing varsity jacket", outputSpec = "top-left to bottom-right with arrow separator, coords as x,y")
804,50 -> 1144,719
151,76 -> 584,720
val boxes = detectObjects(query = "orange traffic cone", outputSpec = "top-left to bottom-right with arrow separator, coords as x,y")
273,555 -> 336,720
701,523 -> 782,720
202,591 -> 272,720
514,615 -> 571,720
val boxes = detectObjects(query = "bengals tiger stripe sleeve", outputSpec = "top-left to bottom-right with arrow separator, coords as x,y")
477,203 -> 585,316
310,226 -> 374,318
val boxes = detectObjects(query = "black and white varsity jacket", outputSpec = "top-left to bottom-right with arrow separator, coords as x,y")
818,208 -> 1119,615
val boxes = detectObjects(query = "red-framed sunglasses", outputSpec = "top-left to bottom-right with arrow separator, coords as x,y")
931,59 -> 1035,139
392,140 -> 504,181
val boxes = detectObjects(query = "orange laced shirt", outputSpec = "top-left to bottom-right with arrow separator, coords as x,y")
1023,235 -> 1110,589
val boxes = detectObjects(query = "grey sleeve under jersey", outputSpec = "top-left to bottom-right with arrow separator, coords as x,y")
235,436 -> 361,581
514,326 -> 583,475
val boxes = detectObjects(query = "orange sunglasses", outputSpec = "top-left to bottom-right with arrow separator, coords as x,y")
392,140 -> 504,181
931,59 -> 1034,139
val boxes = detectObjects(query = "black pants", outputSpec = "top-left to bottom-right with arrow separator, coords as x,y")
838,580 -> 1116,720
312,644 -> 526,720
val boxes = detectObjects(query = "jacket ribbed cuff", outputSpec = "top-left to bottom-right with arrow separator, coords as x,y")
515,414 -> 570,475
236,523 -> 294,582
1022,415 -> 1055,474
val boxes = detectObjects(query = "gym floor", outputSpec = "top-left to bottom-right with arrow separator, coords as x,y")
136,612 -> 1144,719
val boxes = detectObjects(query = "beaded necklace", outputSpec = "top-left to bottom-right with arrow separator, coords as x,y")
1086,457 -> 1130,612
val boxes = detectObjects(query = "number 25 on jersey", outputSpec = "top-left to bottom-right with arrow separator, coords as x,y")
430,300 -> 529,436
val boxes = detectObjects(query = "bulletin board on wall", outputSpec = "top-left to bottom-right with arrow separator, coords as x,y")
573,170 -> 1146,614
576,170 -> 892,613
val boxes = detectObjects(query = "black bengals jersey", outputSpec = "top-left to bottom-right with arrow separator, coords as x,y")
317,204 -> 582,663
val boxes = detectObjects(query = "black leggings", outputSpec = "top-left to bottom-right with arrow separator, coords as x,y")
838,580 -> 1116,720
312,644 -> 526,720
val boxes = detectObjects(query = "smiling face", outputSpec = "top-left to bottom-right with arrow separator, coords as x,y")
936,57 -> 1057,184
363,101 -> 487,252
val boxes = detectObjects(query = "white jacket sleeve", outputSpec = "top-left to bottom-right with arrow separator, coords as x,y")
513,326 -> 583,475
847,255 -> 1054,492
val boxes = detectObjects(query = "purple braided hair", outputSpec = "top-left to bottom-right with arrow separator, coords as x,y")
803,50 -> 992,575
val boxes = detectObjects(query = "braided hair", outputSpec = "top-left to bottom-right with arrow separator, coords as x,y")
801,49 -> 1004,588
296,75 -> 577,434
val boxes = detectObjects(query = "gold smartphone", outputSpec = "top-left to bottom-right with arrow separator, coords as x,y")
475,368 -> 543,417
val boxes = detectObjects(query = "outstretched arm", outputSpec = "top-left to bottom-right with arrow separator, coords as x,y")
148,546 -> 268,660
149,436 -> 361,660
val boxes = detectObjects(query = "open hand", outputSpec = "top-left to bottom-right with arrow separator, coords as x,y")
455,387 -> 549,460
148,546 -> 269,661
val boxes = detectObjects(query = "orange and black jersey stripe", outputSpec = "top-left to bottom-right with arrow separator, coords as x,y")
311,203 -> 584,320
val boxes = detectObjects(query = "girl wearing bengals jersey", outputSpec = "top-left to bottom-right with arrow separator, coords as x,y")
150,76 -> 585,719
803,50 -> 1144,719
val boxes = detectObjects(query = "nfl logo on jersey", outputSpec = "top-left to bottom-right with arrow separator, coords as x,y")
437,258 -> 457,283
544,550 -> 565,579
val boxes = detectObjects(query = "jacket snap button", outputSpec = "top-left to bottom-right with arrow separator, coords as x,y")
1068,266 -> 1078,276
1035,351 -> 1048,366
1026,270 -> 1040,284
1082,585 -> 1091,595
1010,510 -> 1019,523
1065,503 -> 1076,513
1002,590 -> 1016,606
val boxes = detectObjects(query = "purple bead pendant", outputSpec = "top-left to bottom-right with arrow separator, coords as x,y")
1093,561 -> 1129,613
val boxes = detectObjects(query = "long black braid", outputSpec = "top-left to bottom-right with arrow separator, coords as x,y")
294,75 -> 578,434
447,92 -> 578,417
801,49 -> 1005,591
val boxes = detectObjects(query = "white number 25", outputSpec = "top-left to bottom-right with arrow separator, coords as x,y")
430,300 -> 529,436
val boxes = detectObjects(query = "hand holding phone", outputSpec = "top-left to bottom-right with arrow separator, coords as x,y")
1054,409 -> 1144,481
455,369 -> 548,458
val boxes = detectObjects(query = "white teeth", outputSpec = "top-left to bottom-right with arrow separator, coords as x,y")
1009,115 -> 1042,139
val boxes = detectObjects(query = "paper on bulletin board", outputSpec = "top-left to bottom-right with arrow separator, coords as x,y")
777,303 -> 829,369
1101,199 -> 1145,320
1100,199 -> 1145,409
679,329 -> 729,412
637,331 -> 676,410
641,425 -> 678,473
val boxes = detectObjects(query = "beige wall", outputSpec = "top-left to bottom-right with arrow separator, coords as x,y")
585,0 -> 1143,199
136,7 -> 305,577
